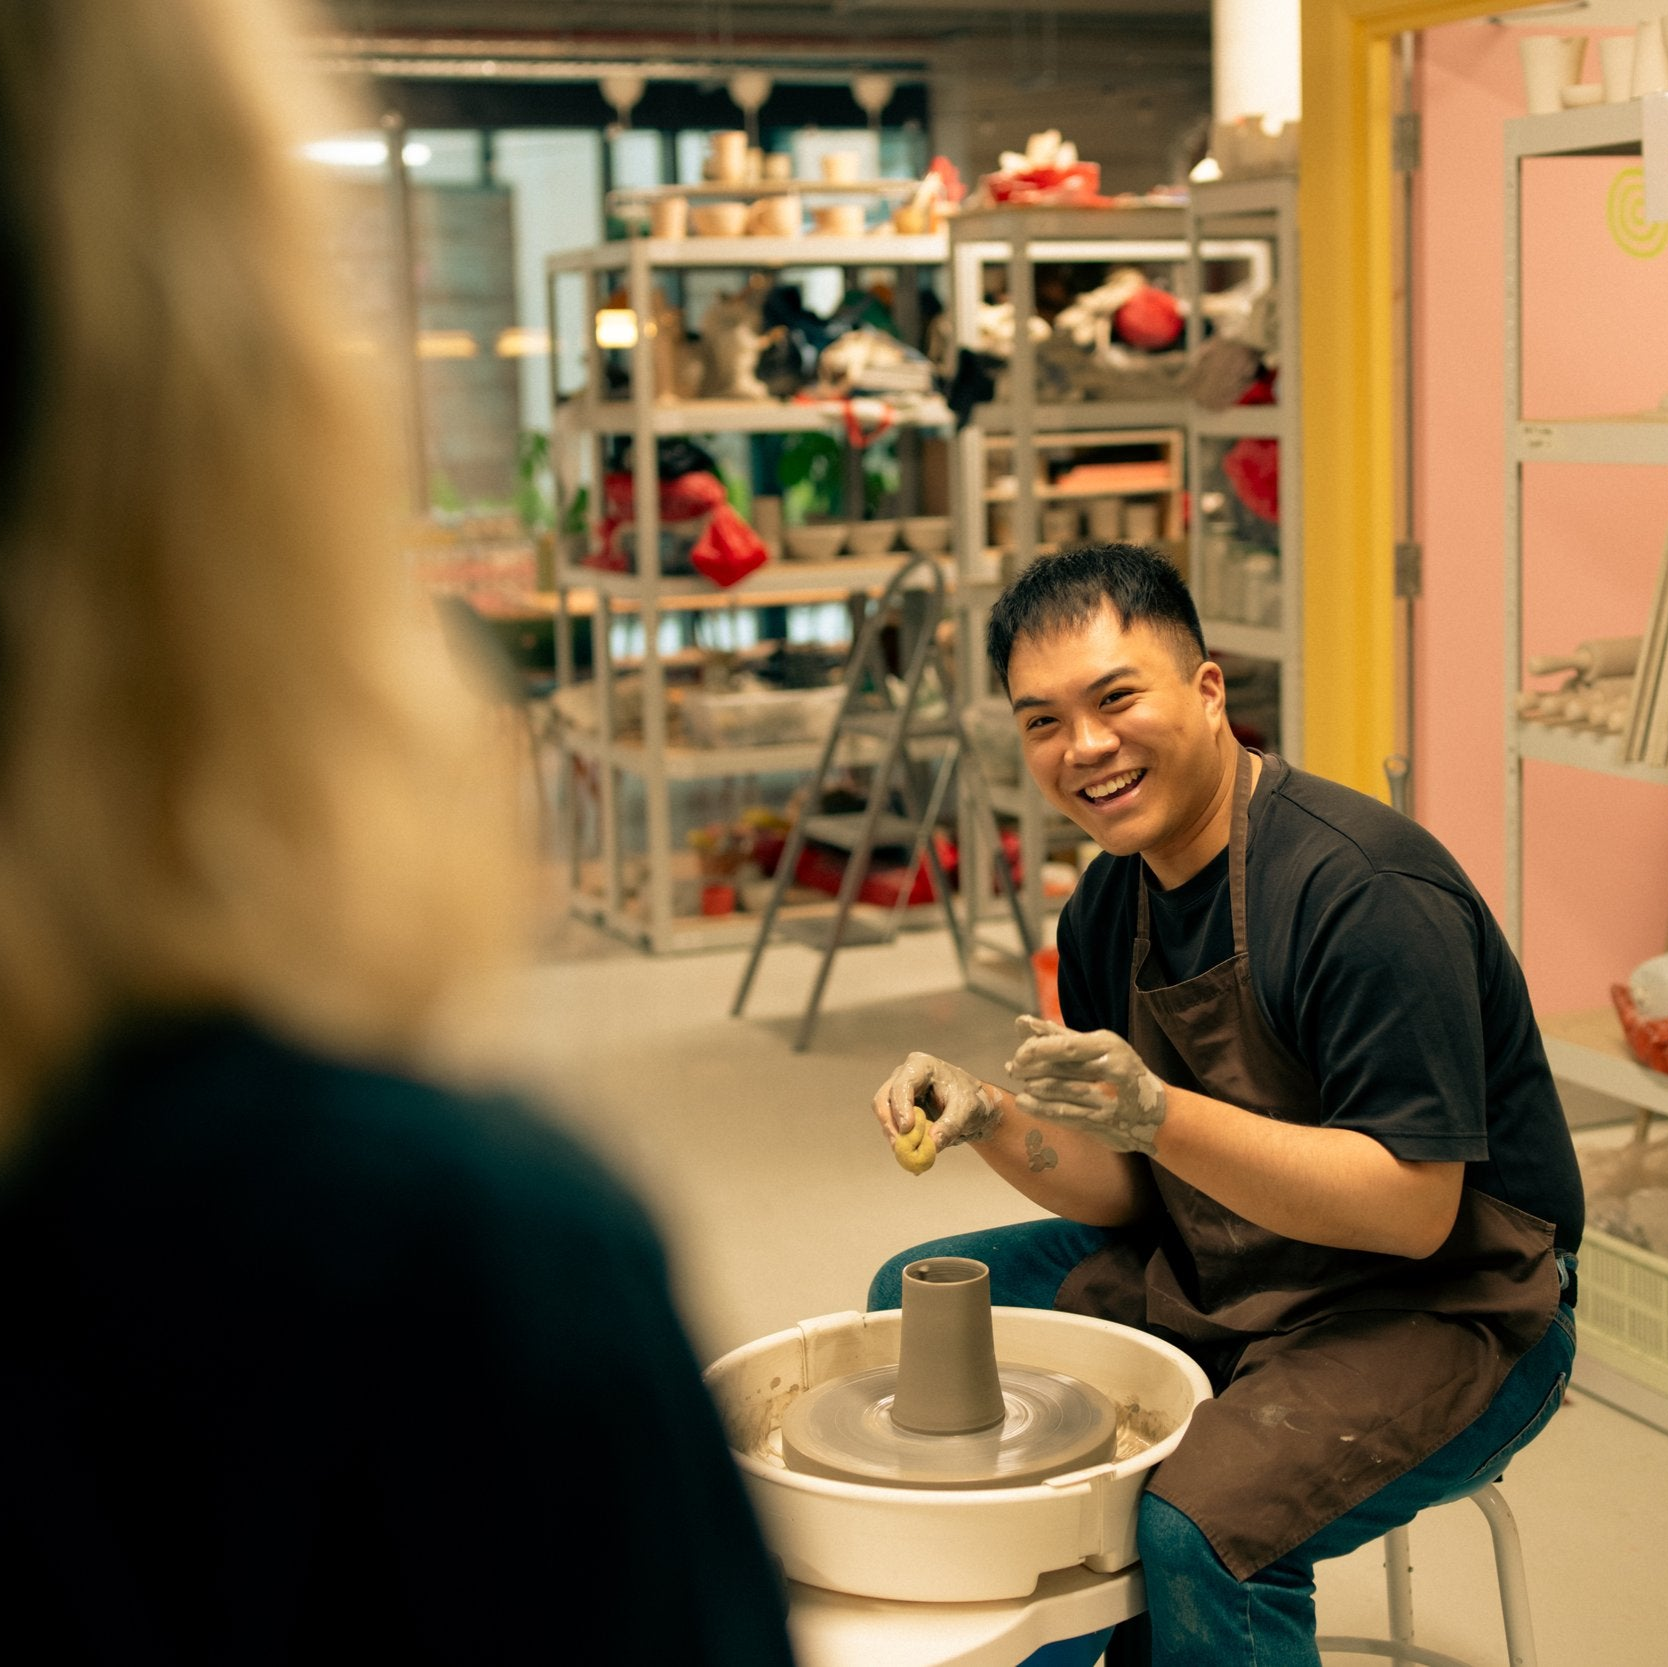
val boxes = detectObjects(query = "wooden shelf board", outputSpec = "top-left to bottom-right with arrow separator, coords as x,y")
553,551 -> 954,608
983,477 -> 1178,503
1515,417 -> 1668,466
1540,1008 -> 1668,1116
1514,721 -> 1668,786
977,410 -> 1189,438
548,233 -> 948,275
556,394 -> 952,437
1193,405 -> 1285,439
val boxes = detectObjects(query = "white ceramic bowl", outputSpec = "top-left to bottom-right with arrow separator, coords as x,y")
843,519 -> 899,556
901,515 -> 951,554
783,522 -> 848,561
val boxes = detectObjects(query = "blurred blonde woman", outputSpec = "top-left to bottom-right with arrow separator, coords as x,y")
0,3 -> 795,1660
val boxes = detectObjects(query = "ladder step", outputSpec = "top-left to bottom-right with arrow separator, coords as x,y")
836,709 -> 906,740
836,709 -> 958,743
801,812 -> 927,850
773,912 -> 898,951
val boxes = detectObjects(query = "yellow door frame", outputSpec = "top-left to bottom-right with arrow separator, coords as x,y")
1300,0 -> 1497,791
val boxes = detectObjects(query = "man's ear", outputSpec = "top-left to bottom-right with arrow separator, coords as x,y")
1196,659 -> 1227,722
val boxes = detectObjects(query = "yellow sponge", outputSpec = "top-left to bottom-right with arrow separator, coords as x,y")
893,1105 -> 936,1175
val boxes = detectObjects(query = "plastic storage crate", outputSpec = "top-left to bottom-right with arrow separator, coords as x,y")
1576,1225 -> 1668,1398
681,685 -> 844,749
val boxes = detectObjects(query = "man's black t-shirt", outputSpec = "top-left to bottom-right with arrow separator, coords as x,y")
1056,754 -> 1584,1255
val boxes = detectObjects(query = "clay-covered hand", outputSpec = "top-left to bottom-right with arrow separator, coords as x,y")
874,1052 -> 1004,1172
1004,1014 -> 1168,1156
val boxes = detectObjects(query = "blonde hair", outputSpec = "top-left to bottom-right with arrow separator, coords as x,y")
0,0 -> 521,1135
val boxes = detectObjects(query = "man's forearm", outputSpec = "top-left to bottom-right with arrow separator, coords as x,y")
966,1084 -> 1159,1226
1150,1087 -> 1463,1258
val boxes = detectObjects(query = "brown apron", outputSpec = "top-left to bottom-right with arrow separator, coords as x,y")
1056,748 -> 1559,1580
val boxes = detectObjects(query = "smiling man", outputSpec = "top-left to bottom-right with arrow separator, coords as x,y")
868,544 -> 1583,1667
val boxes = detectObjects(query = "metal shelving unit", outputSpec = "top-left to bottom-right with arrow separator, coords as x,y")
944,202 -> 1290,1009
947,206 -> 1193,1009
544,232 -> 952,952
1502,98 -> 1662,1076
1185,174 -> 1303,760
1503,98 -> 1668,1428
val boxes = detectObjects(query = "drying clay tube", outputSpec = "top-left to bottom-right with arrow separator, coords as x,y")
1518,684 -> 1574,721
1517,670 -> 1581,720
1526,636 -> 1642,684
1560,678 -> 1634,724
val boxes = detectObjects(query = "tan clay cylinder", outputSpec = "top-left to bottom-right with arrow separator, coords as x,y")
1526,636 -> 1641,684
889,1257 -> 1007,1436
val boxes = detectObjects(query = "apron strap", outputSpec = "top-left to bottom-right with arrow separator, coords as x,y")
1133,745 -> 1255,955
1228,746 -> 1254,959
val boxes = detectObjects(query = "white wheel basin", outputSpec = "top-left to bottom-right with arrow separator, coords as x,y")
704,1306 -> 1212,1603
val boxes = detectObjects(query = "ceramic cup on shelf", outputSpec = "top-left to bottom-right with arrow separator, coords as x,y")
1086,498 -> 1125,542
1041,505 -> 1081,547
1518,34 -> 1586,114
709,129 -> 750,184
1600,34 -> 1636,103
747,192 -> 801,237
819,149 -> 861,184
1634,19 -> 1668,96
650,194 -> 688,240
812,203 -> 866,237
1123,500 -> 1163,544
689,201 -> 748,237
762,152 -> 794,180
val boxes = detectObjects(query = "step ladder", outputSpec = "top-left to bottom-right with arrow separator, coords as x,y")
731,552 -> 1036,1051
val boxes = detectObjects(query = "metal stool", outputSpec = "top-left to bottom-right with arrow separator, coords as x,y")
1317,1481 -> 1538,1667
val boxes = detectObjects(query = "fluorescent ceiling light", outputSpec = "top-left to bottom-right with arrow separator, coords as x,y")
496,327 -> 551,358
417,331 -> 478,359
301,137 -> 433,169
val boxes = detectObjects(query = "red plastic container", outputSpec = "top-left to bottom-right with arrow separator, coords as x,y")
1031,947 -> 1062,1023
700,883 -> 737,917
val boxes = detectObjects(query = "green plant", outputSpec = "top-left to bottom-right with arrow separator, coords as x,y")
514,430 -> 556,532
560,484 -> 590,536
863,437 -> 901,517
776,431 -> 842,524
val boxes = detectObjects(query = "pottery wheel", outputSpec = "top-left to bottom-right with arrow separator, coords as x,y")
780,1363 -> 1118,1490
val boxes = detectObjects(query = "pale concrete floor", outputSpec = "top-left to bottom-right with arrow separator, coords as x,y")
470,898 -> 1668,1667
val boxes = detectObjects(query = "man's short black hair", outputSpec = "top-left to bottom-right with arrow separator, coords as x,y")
985,542 -> 1207,695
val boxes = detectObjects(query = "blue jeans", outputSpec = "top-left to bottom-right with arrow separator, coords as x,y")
869,1222 -> 1578,1667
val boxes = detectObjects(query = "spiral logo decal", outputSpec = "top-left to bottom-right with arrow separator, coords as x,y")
1607,166 -> 1668,259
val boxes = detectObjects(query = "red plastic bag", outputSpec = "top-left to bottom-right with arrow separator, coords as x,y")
1222,437 -> 1279,524
600,470 -> 727,522
981,161 -> 1112,208
1114,285 -> 1184,351
591,470 -> 749,576
689,504 -> 768,587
